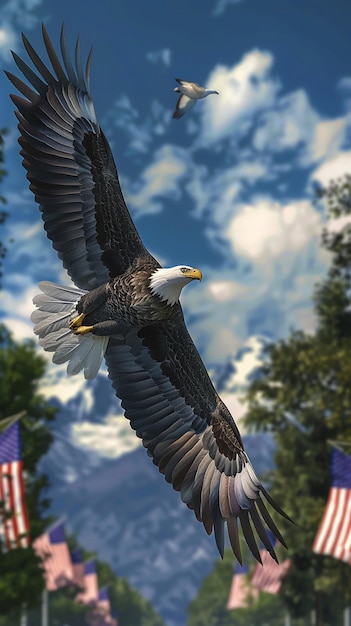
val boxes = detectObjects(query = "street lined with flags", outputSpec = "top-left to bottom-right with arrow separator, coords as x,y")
32,521 -> 119,624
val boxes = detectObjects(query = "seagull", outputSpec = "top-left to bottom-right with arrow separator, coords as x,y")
172,78 -> 219,120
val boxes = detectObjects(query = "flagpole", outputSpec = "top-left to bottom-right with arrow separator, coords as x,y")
284,611 -> 291,626
20,603 -> 27,626
42,589 -> 48,626
344,607 -> 350,626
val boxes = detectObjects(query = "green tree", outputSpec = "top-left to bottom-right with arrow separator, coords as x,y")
244,176 -> 351,626
0,325 -> 56,619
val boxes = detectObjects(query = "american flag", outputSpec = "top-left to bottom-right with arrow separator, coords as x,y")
312,447 -> 351,564
251,551 -> 291,593
87,587 -> 117,626
227,563 -> 258,609
32,521 -> 73,590
96,587 -> 111,614
75,559 -> 99,605
71,547 -> 85,588
0,420 -> 30,550
251,532 -> 291,594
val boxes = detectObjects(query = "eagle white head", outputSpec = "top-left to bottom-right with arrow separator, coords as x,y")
150,265 -> 202,306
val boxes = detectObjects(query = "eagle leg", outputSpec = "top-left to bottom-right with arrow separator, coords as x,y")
75,320 -> 124,336
74,325 -> 94,335
69,313 -> 86,329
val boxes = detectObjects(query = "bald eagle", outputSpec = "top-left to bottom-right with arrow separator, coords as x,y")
6,25 -> 290,563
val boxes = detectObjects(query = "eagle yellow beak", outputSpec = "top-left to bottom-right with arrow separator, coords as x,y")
185,267 -> 202,281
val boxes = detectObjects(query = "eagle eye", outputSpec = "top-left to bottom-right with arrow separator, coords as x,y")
180,267 -> 189,273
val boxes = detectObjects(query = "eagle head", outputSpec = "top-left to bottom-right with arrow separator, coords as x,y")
149,265 -> 202,306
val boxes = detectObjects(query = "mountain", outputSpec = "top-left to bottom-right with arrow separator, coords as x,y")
39,335 -> 276,626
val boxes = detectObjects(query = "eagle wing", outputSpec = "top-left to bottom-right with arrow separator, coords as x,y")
5,24 -> 152,291
105,312 -> 290,562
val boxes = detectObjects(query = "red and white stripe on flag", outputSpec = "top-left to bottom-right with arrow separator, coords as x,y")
0,421 -> 30,550
227,564 -> 258,609
251,550 -> 291,594
33,522 -> 74,590
312,486 -> 351,563
75,560 -> 99,605
312,448 -> 351,564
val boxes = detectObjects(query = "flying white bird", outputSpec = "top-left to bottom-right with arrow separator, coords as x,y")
6,24 -> 291,563
172,78 -> 219,119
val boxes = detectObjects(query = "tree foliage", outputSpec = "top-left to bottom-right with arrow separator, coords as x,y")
187,176 -> 351,626
244,176 -> 351,625
0,325 -> 56,617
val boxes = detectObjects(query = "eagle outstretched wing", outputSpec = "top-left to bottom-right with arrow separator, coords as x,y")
5,24 -> 152,291
7,25 -> 291,562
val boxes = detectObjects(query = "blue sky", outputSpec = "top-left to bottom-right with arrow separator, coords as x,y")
1,0 -> 351,451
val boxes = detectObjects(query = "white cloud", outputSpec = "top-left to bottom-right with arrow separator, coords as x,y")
227,198 -> 322,261
311,151 -> 351,188
199,50 -> 280,145
71,413 -> 141,459
187,159 -> 269,230
220,392 -> 246,422
0,0 -> 42,61
126,145 -> 189,216
310,117 -> 348,163
213,0 -> 243,16
103,95 -> 170,155
0,23 -> 17,60
1,281 -> 39,339
338,77 -> 351,92
146,49 -> 171,67
327,214 -> 351,235
208,279 -> 247,302
253,90 -> 319,156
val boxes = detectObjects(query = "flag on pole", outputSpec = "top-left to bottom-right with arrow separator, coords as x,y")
251,531 -> 291,594
75,559 -> 99,605
312,447 -> 351,563
0,420 -> 30,550
32,520 -> 73,590
0,411 -> 26,434
227,563 -> 258,609
251,551 -> 291,594
96,587 -> 111,614
71,547 -> 85,588
86,587 -> 116,625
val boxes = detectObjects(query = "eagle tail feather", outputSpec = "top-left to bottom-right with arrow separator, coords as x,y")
31,281 -> 108,380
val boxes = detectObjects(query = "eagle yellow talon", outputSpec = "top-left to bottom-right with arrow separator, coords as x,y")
74,325 -> 94,335
69,313 -> 86,328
